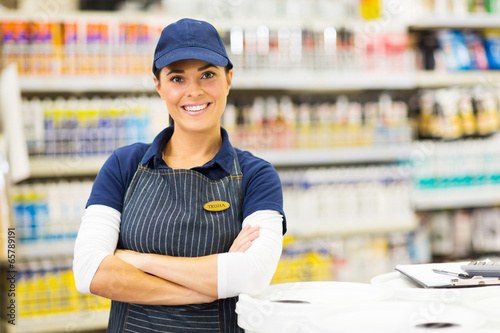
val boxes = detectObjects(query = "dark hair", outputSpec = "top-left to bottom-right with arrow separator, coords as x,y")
154,65 -> 232,126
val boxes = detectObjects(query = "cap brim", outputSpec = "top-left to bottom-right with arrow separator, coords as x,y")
154,46 -> 231,73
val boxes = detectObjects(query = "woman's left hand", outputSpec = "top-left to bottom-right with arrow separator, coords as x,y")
228,225 -> 260,253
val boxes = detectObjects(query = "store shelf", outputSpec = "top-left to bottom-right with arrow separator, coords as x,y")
6,310 -> 109,333
413,185 -> 500,210
28,156 -> 106,178
257,144 -> 413,167
19,71 -> 417,93
409,14 -> 500,29
286,214 -> 418,237
18,239 -> 75,259
26,145 -> 412,178
231,70 -> 416,91
19,75 -> 156,94
19,70 -> 500,93
416,70 -> 500,88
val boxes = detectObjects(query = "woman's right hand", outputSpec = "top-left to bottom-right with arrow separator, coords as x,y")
228,225 -> 260,253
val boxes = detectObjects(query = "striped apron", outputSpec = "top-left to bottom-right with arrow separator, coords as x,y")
107,149 -> 244,333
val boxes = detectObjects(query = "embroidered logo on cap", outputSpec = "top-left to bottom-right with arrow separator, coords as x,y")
203,201 -> 230,212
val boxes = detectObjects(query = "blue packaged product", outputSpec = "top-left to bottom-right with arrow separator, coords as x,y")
24,192 -> 36,242
463,31 -> 489,70
13,192 -> 27,241
483,29 -> 500,70
436,30 -> 471,71
33,191 -> 49,240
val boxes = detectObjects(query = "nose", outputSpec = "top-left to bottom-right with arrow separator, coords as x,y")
186,80 -> 203,97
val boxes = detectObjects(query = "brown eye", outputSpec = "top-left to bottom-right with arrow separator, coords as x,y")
170,76 -> 184,83
202,71 -> 216,79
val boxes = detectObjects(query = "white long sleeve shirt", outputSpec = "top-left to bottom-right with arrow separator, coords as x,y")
73,205 -> 283,298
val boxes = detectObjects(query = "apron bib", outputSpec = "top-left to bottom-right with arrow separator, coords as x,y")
107,150 -> 244,333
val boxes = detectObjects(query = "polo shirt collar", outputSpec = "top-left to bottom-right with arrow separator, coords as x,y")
141,126 -> 234,174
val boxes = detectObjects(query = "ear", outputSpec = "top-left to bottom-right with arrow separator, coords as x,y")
225,69 -> 233,96
154,75 -> 164,100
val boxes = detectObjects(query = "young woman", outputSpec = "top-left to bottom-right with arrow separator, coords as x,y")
73,18 -> 286,332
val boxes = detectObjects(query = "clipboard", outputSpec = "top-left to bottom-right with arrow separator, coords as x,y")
395,262 -> 500,288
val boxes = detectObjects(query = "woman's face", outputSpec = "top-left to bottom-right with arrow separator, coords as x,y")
154,59 -> 233,134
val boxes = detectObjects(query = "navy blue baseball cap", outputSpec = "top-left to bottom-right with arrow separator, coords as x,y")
152,18 -> 233,74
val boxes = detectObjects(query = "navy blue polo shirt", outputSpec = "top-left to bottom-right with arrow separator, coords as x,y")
86,126 -> 286,233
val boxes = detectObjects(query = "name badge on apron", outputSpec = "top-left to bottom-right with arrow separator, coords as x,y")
203,201 -> 230,212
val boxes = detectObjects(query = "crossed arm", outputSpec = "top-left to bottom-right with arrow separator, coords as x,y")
73,205 -> 283,306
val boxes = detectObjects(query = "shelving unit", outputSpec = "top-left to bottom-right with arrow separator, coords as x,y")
2,3 -> 500,332
406,16 -> 500,224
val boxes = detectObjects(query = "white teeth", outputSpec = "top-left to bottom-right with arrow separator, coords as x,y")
184,104 -> 208,111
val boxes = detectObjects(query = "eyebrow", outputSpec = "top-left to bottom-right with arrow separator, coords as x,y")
166,64 -> 218,76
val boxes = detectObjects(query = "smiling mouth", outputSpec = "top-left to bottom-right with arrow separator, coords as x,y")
182,103 -> 210,112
